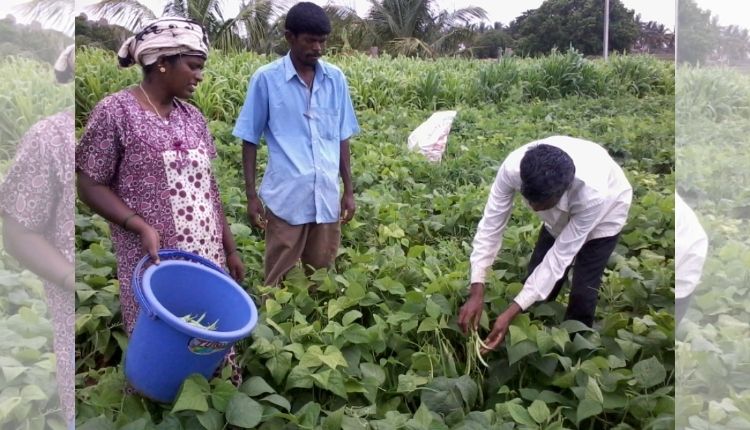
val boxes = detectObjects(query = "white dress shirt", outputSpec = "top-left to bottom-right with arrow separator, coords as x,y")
675,193 -> 708,299
470,136 -> 633,310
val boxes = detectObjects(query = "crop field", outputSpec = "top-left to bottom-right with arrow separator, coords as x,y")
0,56 -> 72,430
69,48 -> 675,429
676,66 -> 750,430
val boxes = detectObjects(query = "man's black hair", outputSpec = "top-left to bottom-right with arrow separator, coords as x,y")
519,144 -> 576,203
285,2 -> 331,36
55,69 -> 74,84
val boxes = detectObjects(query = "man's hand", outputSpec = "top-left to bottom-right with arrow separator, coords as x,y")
481,302 -> 522,354
458,283 -> 485,334
340,192 -> 356,224
247,195 -> 267,230
226,252 -> 246,283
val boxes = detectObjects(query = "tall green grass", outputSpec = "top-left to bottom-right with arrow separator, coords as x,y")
0,57 -> 72,159
76,47 -> 674,125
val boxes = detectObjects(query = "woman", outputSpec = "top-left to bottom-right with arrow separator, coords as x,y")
0,45 -> 75,428
75,17 -> 246,386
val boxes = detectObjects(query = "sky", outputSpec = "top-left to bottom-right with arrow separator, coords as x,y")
1,0 -> 749,34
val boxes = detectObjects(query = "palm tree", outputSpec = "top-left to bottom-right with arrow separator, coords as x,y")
718,25 -> 750,64
322,5 -> 375,53
88,0 -> 283,52
16,0 -> 74,36
367,0 -> 486,57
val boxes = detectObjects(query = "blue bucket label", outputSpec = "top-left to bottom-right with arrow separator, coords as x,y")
188,338 -> 229,355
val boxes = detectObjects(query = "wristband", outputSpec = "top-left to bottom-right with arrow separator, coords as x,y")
59,269 -> 75,287
122,212 -> 138,230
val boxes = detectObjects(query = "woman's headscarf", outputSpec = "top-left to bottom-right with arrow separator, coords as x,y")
54,44 -> 75,84
117,17 -> 209,68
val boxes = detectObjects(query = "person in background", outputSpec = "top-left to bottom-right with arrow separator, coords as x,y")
233,2 -> 360,287
458,136 -> 632,352
0,44 -> 75,429
675,192 -> 708,324
75,17 -> 245,385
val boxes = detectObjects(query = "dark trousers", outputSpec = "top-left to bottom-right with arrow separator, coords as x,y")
525,226 -> 620,327
675,294 -> 693,325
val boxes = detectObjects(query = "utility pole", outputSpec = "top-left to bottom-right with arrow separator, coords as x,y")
604,0 -> 610,60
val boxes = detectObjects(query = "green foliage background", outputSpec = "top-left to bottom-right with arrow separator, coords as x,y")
73,48 -> 675,429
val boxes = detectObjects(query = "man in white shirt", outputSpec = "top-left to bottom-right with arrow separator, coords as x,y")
675,193 -> 708,324
458,136 -> 633,351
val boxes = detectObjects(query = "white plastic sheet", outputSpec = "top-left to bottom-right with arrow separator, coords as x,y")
407,110 -> 458,162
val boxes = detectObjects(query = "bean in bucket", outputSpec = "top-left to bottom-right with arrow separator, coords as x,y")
125,249 -> 258,403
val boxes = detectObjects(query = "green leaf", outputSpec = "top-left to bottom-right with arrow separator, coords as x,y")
20,385 -> 47,401
286,365 -> 314,390
572,334 -> 599,352
314,369 -> 348,399
323,406 -> 345,430
78,416 -> 116,430
417,376 -> 477,416
551,327 -> 570,351
343,324 -> 372,344
197,409 -> 224,430
585,377 -> 604,404
262,394 -> 291,411
455,375 -> 478,408
120,418 -> 148,430
632,356 -> 667,389
536,330 -> 555,354
425,299 -> 443,318
360,362 -> 386,385
328,297 -> 349,319
528,400 -> 550,424
240,376 -> 276,397
508,325 -> 528,346
397,373 -> 430,393
225,393 -> 263,428
374,277 -> 406,296
413,403 -> 433,426
345,282 -> 366,301
577,399 -> 603,424
508,340 -> 538,365
296,402 -> 322,428
210,379 -> 237,413
614,338 -> 641,360
560,320 -> 594,333
608,355 -> 627,369
171,375 -> 209,413
2,366 -> 28,382
506,403 -> 537,427
342,310 -> 363,326
417,317 -> 439,332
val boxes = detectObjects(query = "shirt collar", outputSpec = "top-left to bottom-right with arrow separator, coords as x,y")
283,52 -> 330,83
556,190 -> 570,212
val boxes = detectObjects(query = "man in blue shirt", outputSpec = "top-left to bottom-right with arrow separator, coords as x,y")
233,2 -> 360,286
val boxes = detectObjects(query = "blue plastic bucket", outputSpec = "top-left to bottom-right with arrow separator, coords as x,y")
125,249 -> 257,403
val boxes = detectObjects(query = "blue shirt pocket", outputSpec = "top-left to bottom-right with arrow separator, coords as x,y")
316,108 -> 339,142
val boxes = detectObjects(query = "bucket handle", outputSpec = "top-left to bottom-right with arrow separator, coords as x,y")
132,249 -> 227,319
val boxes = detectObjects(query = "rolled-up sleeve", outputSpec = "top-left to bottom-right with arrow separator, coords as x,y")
513,198 -> 606,310
338,75 -> 359,141
470,163 -> 516,284
233,72 -> 269,145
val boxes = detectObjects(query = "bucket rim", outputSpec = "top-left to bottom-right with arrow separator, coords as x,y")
141,260 -> 258,341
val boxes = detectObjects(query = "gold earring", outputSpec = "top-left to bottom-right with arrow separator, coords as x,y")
159,66 -> 166,73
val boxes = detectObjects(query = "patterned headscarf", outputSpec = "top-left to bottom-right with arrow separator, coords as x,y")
117,17 -> 209,68
54,44 -> 75,83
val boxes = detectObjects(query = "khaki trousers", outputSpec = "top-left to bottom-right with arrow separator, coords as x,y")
264,210 -> 341,286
